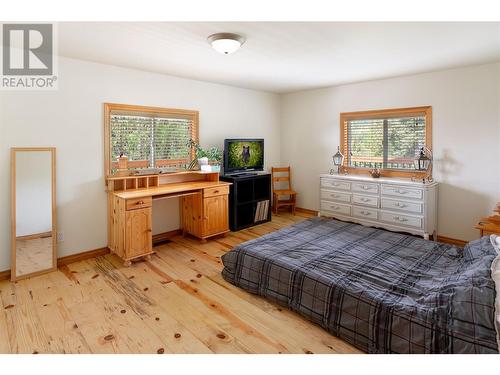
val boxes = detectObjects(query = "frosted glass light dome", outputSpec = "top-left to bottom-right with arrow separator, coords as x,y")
208,33 -> 245,55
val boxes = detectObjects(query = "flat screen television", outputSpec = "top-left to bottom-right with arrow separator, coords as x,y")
224,138 -> 264,174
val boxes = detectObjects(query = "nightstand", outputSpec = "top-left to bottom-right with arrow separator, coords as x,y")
475,202 -> 500,237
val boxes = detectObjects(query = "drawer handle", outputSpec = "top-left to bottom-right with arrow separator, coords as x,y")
360,211 -> 371,216
213,190 -> 219,194
362,185 -> 369,190
331,194 -> 338,198
396,189 -> 408,194
330,205 -> 340,210
360,197 -> 370,202
332,182 -> 339,186
136,201 -> 144,205
395,202 -> 407,208
393,216 -> 408,222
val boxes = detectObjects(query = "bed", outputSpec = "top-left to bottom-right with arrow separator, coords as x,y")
221,217 -> 500,354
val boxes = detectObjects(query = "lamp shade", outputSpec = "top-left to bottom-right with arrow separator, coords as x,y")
414,147 -> 431,171
208,33 -> 245,55
332,146 -> 345,166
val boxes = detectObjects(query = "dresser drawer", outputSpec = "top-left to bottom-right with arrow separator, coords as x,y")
126,197 -> 152,211
381,198 -> 423,214
320,201 -> 351,216
320,189 -> 351,203
380,211 -> 422,229
352,194 -> 379,207
321,178 -> 351,191
352,206 -> 378,220
351,182 -> 379,194
203,185 -> 229,198
381,184 -> 423,200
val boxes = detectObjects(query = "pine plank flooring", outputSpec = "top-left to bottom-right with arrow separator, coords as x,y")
0,212 -> 361,354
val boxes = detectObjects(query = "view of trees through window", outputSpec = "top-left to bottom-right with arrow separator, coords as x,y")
347,116 -> 426,170
110,114 -> 194,170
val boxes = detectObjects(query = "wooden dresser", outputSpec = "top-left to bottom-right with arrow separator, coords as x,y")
107,171 -> 230,266
319,174 -> 438,239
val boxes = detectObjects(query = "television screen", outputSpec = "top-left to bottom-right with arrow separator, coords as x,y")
224,139 -> 264,172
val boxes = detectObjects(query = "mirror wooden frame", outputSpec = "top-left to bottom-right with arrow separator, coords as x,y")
10,147 -> 57,281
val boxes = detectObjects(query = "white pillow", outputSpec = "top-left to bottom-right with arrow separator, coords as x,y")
490,235 -> 500,352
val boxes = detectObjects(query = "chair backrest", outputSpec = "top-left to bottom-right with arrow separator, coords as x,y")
271,166 -> 291,192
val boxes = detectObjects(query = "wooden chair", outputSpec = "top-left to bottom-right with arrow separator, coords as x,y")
272,166 -> 297,215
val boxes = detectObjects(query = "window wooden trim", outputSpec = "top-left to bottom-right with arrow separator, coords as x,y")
339,106 -> 432,178
104,103 -> 199,178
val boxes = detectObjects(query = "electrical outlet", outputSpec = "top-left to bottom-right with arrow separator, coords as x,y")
57,232 -> 64,243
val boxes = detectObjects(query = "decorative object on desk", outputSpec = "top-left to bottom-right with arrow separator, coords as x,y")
118,153 -> 128,169
115,153 -> 130,176
198,156 -> 209,166
412,146 -> 433,183
187,139 -> 223,172
330,146 -> 345,175
369,168 -> 381,178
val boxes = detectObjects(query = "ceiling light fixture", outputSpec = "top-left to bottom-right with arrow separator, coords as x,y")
208,33 -> 245,55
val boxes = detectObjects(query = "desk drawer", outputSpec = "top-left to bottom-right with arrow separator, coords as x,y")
352,194 -> 379,207
204,185 -> 229,198
381,184 -> 423,200
320,201 -> 351,216
380,211 -> 422,229
320,190 -> 351,203
126,197 -> 152,211
321,178 -> 351,191
352,182 -> 379,194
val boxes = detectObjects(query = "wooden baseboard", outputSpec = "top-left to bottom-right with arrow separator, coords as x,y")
0,225 -> 468,282
297,207 -> 468,246
57,247 -> 110,267
16,231 -> 53,241
152,229 -> 182,244
295,207 -> 319,216
436,235 -> 467,247
0,270 -> 10,282
0,247 -> 110,282
0,229 -> 185,282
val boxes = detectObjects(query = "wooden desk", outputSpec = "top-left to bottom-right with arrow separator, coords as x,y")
107,171 -> 231,266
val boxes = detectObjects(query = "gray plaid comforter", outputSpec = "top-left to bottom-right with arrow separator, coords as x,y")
221,217 -> 499,354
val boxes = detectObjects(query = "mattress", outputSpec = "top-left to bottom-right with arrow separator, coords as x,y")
221,217 -> 499,354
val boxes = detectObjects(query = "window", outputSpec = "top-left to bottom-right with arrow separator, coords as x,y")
340,106 -> 432,177
104,103 -> 198,177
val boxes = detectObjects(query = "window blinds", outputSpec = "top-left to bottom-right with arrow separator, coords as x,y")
346,116 -> 426,170
110,113 -> 195,170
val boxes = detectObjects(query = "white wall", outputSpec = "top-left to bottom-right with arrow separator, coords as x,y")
280,63 -> 500,241
0,57 -> 281,271
1,58 -> 498,272
15,151 -> 52,237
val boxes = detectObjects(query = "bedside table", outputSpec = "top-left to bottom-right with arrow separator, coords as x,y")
476,202 -> 500,237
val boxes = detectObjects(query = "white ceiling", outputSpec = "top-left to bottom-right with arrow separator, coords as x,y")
58,22 -> 500,93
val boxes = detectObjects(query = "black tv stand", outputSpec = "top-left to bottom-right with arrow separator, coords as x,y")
220,173 -> 272,231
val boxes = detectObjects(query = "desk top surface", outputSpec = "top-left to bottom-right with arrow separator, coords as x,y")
113,180 -> 231,199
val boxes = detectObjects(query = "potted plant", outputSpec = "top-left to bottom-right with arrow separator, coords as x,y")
186,139 -> 223,172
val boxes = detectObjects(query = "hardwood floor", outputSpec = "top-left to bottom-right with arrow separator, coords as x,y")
0,212 -> 361,354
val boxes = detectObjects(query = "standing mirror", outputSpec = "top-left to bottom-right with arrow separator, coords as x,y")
11,148 -> 57,281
